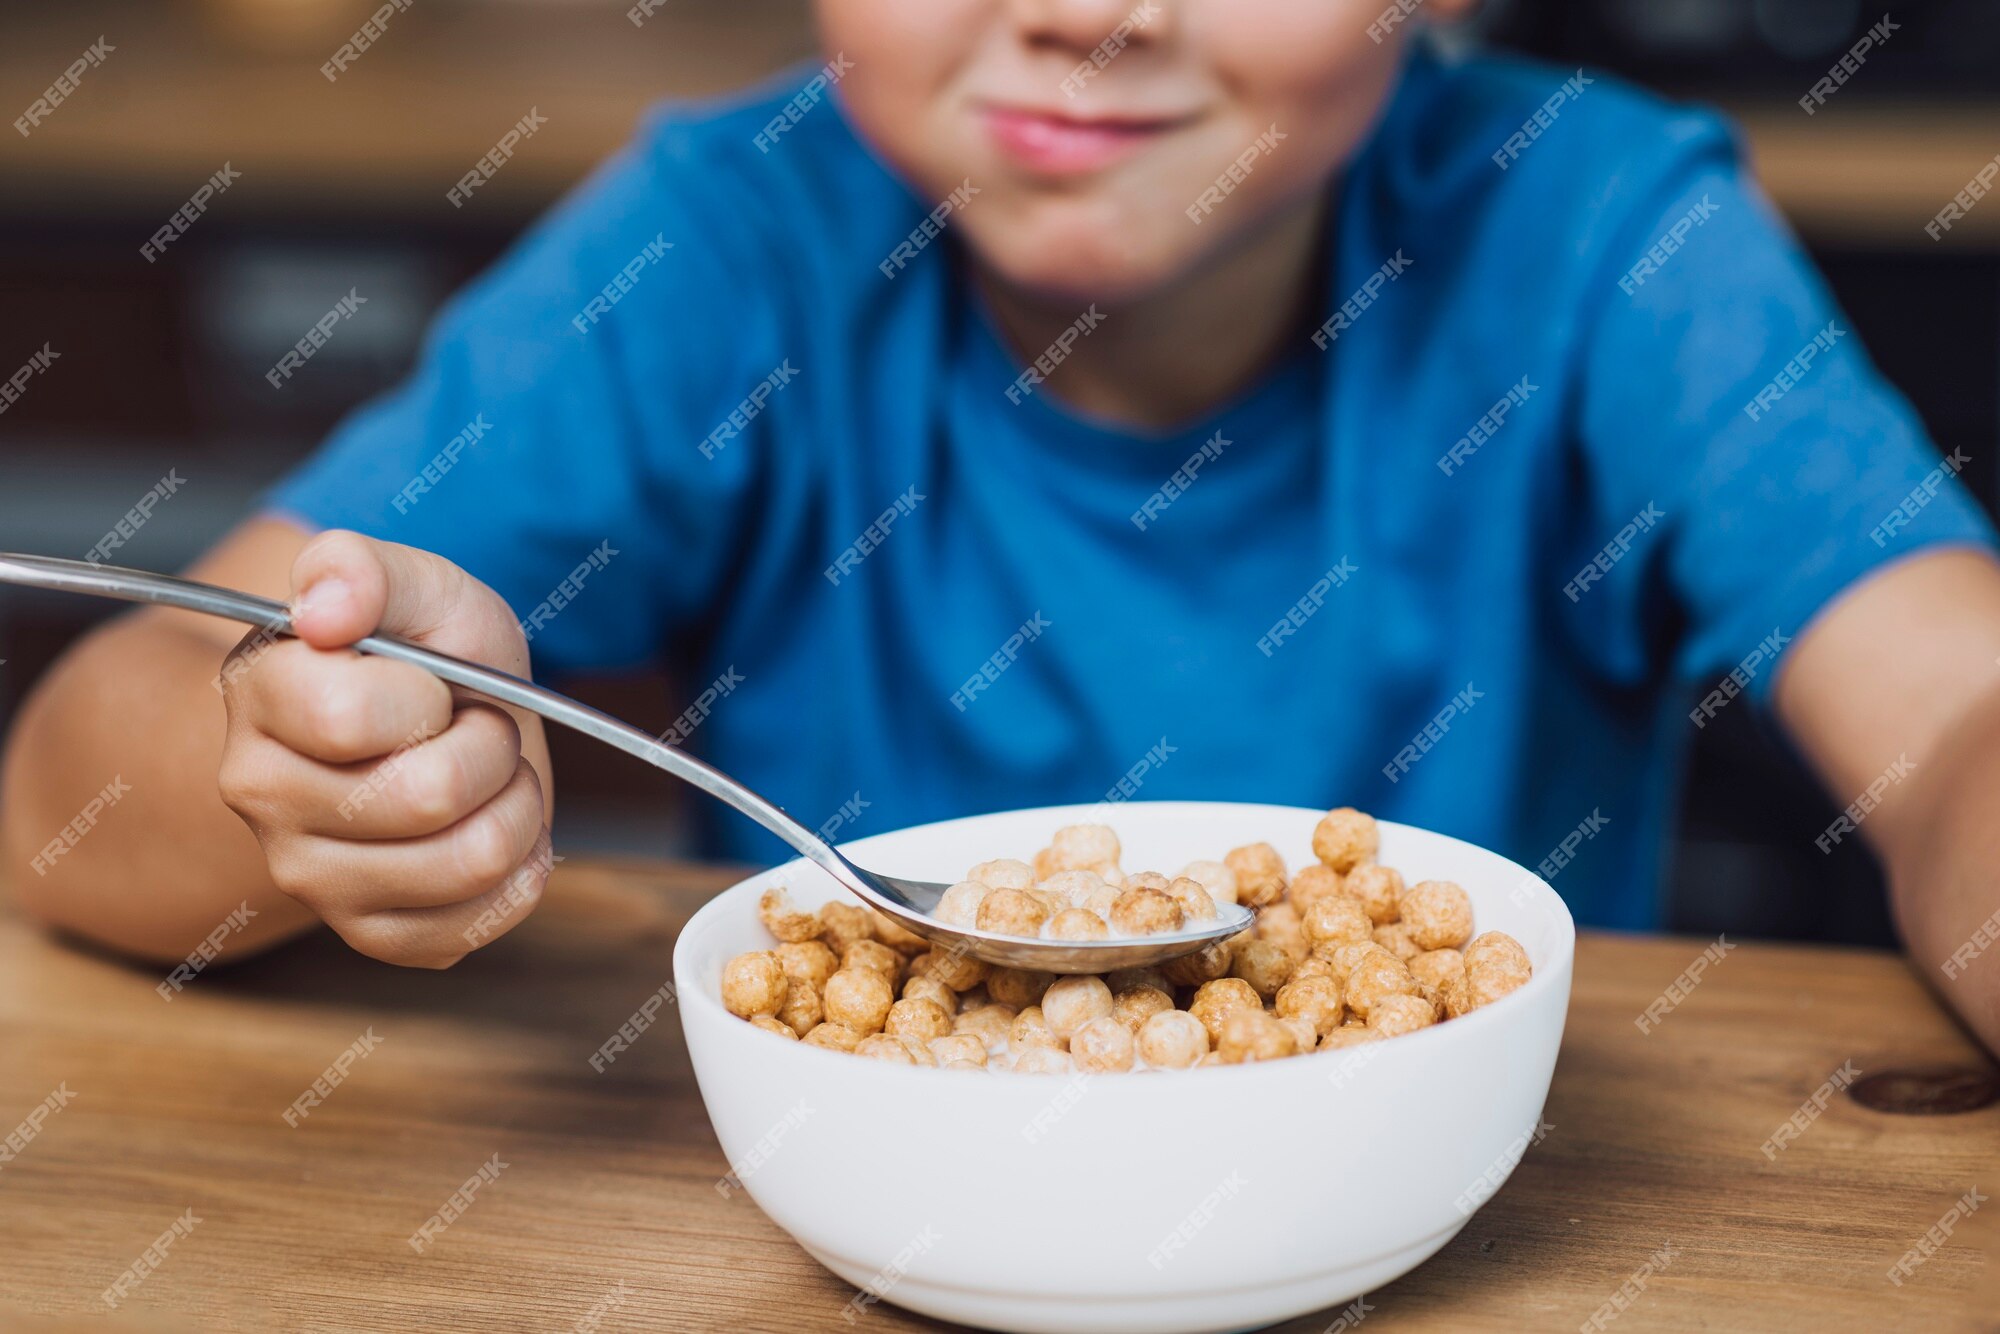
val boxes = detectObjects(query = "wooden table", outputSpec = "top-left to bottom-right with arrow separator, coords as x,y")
2,861 -> 1995,1331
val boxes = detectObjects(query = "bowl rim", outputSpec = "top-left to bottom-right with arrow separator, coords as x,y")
673,800 -> 1576,1087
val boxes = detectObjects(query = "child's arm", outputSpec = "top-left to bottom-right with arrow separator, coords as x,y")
0,518 -> 555,967
1775,546 -> 2000,1056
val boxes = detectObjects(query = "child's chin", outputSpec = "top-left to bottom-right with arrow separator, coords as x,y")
977,233 -> 1187,310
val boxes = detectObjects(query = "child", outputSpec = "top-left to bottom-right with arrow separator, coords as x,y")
7,2 -> 1999,1055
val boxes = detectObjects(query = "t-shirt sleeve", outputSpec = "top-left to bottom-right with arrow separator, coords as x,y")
1566,134 -> 1995,703
264,115 -> 780,676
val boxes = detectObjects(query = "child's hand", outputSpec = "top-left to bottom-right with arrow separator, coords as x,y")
216,531 -> 551,967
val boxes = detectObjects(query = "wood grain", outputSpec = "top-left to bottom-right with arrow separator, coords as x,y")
1,862 -> 1995,1332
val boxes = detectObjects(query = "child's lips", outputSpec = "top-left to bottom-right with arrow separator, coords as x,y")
980,105 -> 1189,175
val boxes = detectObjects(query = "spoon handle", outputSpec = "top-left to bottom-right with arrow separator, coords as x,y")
0,552 -> 848,882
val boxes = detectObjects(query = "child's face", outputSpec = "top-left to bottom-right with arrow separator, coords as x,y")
817,0 -> 1458,306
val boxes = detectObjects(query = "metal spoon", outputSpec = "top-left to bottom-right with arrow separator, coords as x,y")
0,552 -> 1249,971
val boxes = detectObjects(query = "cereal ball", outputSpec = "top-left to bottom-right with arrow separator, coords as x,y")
1167,877 -> 1220,923
1343,952 -> 1420,1022
934,880 -> 991,929
818,902 -> 876,952
757,887 -> 820,943
966,858 -> 1035,891
1224,843 -> 1288,908
1081,882 -> 1122,919
1289,954 -> 1338,985
1177,860 -> 1240,907
902,973 -> 958,1013
1303,895 -> 1373,949
954,1004 -> 1017,1049
1161,940 -> 1232,987
1254,901 -> 1307,960
1040,869 -> 1110,907
777,978 -> 823,1036
1343,863 -> 1405,925
1312,939 -> 1389,985
1368,992 -> 1436,1038
822,967 -> 894,1035
987,968 -> 1054,1010
840,939 -> 905,981
941,1059 -> 988,1072
1010,1005 -> 1064,1052
912,948 -> 990,992
884,997 -> 954,1044
1041,976 -> 1115,1039
1107,966 -> 1172,996
721,951 -> 788,1017
802,1022 -> 862,1052
1399,880 -> 1474,951
928,1034 -> 988,1067
1051,824 -> 1121,871
1463,931 -> 1532,977
1123,871 -> 1172,893
1013,1046 -> 1074,1075
1029,888 -> 1068,919
1048,908 -> 1112,941
1110,887 -> 1185,937
1318,1026 -> 1383,1053
1217,1008 -> 1297,1064
977,887 -> 1053,938
1070,1016 -> 1137,1073
1113,984 -> 1175,1033
775,940 -> 839,992
1275,974 -> 1345,1038
868,908 -> 931,954
1229,939 -> 1296,1002
1311,807 -> 1379,873
1091,863 -> 1126,888
1188,977 -> 1263,1046
1408,948 -> 1465,1015
952,984 -> 990,1012
1287,864 -> 1345,916
1137,1010 -> 1209,1069
1372,923 -> 1421,962
749,1015 -> 798,1040
854,1033 -> 917,1064
1276,1014 -> 1320,1054
1453,959 -> 1531,1015
1031,846 -> 1062,881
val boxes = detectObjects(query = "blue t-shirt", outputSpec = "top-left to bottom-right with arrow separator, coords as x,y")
269,45 -> 1993,929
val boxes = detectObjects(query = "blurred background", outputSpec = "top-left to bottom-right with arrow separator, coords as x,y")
2,0 -> 1996,946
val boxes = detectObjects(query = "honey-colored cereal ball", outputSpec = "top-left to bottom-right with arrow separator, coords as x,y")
1167,877 -> 1220,923
802,1022 -> 862,1052
1188,977 -> 1263,1046
1289,954 -> 1338,985
899,1034 -> 938,1065
869,908 -> 931,954
1123,871 -> 1172,893
902,974 -> 958,1013
1224,843 -> 1288,908
855,1033 -> 917,1063
929,1034 -> 988,1067
1029,888 -> 1067,919
1343,951 -> 1420,1022
1463,931 -> 1532,976
987,968 -> 1055,1010
1161,939 -> 1233,987
1108,966 -> 1172,996
1010,1005 -> 1065,1052
1041,975 -> 1115,1039
1303,894 -> 1373,949
1177,860 -> 1240,907
1399,880 -> 1474,951
776,940 -> 839,993
1408,948 -> 1465,1016
884,997 -> 954,1044
1051,824 -> 1121,871
1217,1008 -> 1298,1064
1275,974 -> 1345,1038
1137,1010 -> 1209,1069
823,967 -> 894,1035
722,951 -> 788,1017
1312,940 -> 1390,985
1318,1026 -> 1382,1053
757,886 -> 820,943
1081,882 -> 1122,919
1276,1014 -> 1320,1054
777,978 -> 823,1037
1031,846 -> 1063,881
1091,862 -> 1127,888
1048,908 -> 1112,941
941,1059 -> 988,1072
1110,887 -> 1185,937
1070,1016 -> 1137,1073
1287,864 -> 1345,917
912,948 -> 990,992
840,938 -> 905,981
934,880 -> 991,929
749,1015 -> 798,1040
1368,992 -> 1436,1038
1456,959 -> 1531,1014
1113,984 -> 1175,1033
966,858 -> 1035,891
1311,807 -> 1379,873
1013,1046 -> 1074,1075
953,984 -> 990,1012
978,887 -> 1053,938
1040,869 -> 1110,908
954,1004 -> 1017,1049
819,902 -> 876,952
1229,939 -> 1296,1002
1254,901 -> 1307,960
1343,863 -> 1405,925
1372,923 -> 1421,962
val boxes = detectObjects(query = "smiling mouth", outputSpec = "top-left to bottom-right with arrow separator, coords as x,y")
980,104 -> 1196,175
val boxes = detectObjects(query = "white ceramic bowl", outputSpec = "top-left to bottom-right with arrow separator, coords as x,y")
674,802 -> 1574,1334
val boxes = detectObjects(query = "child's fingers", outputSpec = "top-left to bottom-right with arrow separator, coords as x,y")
258,704 -> 524,841
333,826 -> 555,968
287,528 -> 475,650
234,639 -> 454,765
